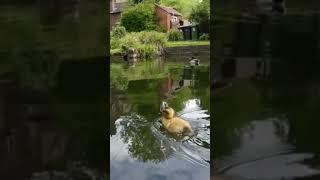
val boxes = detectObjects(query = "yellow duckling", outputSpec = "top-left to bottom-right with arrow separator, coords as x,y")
161,107 -> 194,137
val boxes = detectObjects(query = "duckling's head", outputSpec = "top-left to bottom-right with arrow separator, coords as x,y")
162,107 -> 175,119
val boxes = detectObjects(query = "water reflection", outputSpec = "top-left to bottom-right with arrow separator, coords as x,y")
213,3 -> 320,178
110,59 -> 210,180
0,0 -> 106,179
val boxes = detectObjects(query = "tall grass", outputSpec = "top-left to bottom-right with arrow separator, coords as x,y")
167,28 -> 183,41
111,30 -> 167,58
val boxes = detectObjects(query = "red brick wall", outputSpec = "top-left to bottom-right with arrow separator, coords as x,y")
110,13 -> 121,30
155,6 -> 171,32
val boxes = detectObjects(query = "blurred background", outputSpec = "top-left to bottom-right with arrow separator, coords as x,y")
0,0 -> 107,179
212,0 -> 320,179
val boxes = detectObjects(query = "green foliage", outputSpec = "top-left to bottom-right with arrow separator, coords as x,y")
199,33 -> 209,40
119,33 -> 140,49
111,31 -> 167,58
167,40 -> 209,47
167,28 -> 183,41
190,0 -> 210,33
110,65 -> 129,90
110,37 -> 120,49
155,25 -> 166,33
120,3 -> 157,32
159,0 -> 200,17
138,31 -> 167,47
111,26 -> 127,38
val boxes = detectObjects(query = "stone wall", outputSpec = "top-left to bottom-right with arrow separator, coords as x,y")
165,45 -> 210,58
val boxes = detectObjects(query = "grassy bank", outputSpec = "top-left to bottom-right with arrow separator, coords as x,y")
167,41 -> 210,47
111,40 -> 210,56
111,30 -> 167,58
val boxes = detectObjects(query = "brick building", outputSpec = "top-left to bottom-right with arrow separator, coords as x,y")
154,4 -> 185,32
110,0 -> 127,30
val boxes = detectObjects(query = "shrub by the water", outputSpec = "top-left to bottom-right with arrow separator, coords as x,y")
112,31 -> 167,58
110,37 -> 120,49
199,33 -> 209,40
167,28 -> 183,41
120,3 -> 157,32
111,26 -> 126,38
190,0 -> 210,34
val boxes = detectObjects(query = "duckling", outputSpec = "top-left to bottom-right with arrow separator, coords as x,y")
161,107 -> 194,137
190,57 -> 200,66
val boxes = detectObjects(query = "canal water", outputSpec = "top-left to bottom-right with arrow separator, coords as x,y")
110,57 -> 210,180
0,1 -> 107,179
213,1 -> 320,179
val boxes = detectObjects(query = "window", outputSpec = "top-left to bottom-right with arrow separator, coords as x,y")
171,16 -> 178,23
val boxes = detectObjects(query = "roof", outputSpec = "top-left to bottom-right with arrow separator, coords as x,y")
179,19 -> 193,28
110,9 -> 122,14
155,4 -> 182,16
110,1 -> 127,14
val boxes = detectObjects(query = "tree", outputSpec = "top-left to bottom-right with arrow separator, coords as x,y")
120,2 -> 157,32
159,0 -> 200,17
190,0 -> 210,34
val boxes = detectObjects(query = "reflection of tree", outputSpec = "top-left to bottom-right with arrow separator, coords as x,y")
193,67 -> 210,112
110,89 -> 131,136
168,88 -> 193,111
110,64 -> 129,90
127,79 -> 162,119
119,115 -> 170,163
111,63 -> 211,163
168,66 -> 210,111
254,61 -> 320,153
214,79 -> 263,158
252,22 -> 320,153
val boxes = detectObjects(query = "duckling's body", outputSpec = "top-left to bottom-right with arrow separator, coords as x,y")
161,107 -> 193,136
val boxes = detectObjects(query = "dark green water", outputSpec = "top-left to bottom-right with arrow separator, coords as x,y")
213,1 -> 320,179
110,58 -> 210,180
0,1 -> 107,179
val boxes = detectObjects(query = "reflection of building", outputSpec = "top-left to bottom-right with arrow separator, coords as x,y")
159,67 -> 198,98
212,7 -> 320,82
216,57 -> 271,81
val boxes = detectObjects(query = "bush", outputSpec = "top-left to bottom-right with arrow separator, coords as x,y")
120,3 -> 157,32
114,31 -> 167,58
167,28 -> 183,41
111,26 -> 126,38
199,33 -> 209,40
138,31 -> 167,47
155,25 -> 166,33
110,65 -> 129,90
111,37 -> 120,49
190,0 -> 210,34
119,32 -> 140,50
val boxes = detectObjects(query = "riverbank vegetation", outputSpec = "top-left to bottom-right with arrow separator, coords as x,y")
120,2 -> 157,32
111,28 -> 167,58
111,61 -> 181,90
110,0 -> 210,57
110,26 -> 209,56
167,40 -> 210,47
